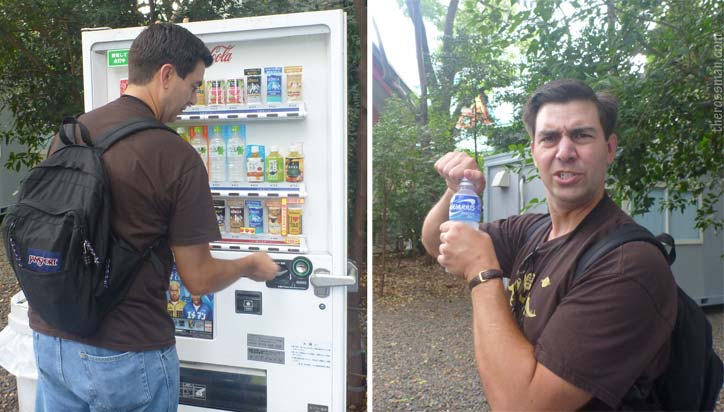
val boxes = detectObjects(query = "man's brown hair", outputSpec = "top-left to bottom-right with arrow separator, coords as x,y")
522,79 -> 618,140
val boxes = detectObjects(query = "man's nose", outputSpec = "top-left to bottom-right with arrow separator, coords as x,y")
556,136 -> 577,162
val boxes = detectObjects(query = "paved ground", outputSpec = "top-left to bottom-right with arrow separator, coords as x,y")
373,257 -> 724,412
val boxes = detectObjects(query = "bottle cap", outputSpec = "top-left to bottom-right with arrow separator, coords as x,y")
270,145 -> 279,152
231,125 -> 240,133
251,146 -> 259,153
212,126 -> 222,134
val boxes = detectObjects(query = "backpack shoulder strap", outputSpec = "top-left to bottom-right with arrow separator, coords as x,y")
574,223 -> 676,279
523,214 -> 551,246
95,118 -> 177,153
57,116 -> 93,147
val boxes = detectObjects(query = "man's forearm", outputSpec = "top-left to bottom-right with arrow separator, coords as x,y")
421,189 -> 455,256
190,256 -> 256,295
471,280 -> 538,410
174,246 -> 268,296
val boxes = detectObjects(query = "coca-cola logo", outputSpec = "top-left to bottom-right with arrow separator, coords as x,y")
210,45 -> 233,63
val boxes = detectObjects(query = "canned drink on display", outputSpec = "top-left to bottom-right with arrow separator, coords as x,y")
264,67 -> 282,103
195,82 -> 206,106
244,68 -> 262,104
247,200 -> 264,234
284,66 -> 303,102
288,207 -> 303,235
226,78 -> 244,105
214,200 -> 226,233
267,200 -> 282,235
207,80 -> 225,105
228,200 -> 244,233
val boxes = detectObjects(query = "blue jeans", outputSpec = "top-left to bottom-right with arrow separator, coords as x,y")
33,331 -> 179,412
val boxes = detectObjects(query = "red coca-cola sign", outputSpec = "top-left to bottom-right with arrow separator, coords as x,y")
210,45 -> 233,63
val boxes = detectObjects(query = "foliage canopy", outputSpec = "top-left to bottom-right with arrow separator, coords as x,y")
374,0 -> 723,253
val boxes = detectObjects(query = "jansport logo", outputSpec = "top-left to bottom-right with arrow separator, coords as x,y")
28,255 -> 58,268
26,249 -> 62,272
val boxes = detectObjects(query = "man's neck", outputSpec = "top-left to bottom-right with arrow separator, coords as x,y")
547,190 -> 605,240
124,85 -> 161,120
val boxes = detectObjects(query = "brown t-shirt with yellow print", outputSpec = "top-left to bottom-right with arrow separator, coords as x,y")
481,194 -> 677,410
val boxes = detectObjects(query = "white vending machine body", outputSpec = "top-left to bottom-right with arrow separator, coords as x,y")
81,10 -> 349,412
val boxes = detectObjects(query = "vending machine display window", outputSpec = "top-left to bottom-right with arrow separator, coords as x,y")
168,265 -> 214,339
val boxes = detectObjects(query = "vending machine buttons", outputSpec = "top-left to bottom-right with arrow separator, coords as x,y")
265,258 -> 312,290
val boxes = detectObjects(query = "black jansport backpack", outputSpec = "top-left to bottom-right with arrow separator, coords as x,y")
1,117 -> 174,336
526,216 -> 724,410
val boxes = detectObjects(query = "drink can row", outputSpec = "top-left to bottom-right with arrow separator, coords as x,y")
202,79 -> 245,106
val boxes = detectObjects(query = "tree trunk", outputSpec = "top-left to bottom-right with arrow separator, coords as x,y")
437,0 -> 460,119
346,2 -> 367,409
379,188 -> 389,296
406,0 -> 431,126
149,0 -> 156,23
350,0 -> 367,270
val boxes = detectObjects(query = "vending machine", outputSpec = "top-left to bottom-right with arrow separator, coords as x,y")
81,10 -> 355,412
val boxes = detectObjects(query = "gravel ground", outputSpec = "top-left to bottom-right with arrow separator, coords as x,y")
0,235 -> 22,411
373,257 -> 724,412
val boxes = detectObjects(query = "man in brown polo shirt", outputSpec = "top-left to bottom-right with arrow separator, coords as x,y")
421,79 -> 676,410
32,23 -> 279,411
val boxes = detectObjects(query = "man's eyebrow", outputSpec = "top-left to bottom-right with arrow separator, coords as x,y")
536,130 -> 559,137
570,126 -> 598,134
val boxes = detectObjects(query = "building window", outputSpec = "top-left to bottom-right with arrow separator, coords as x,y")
629,188 -> 703,244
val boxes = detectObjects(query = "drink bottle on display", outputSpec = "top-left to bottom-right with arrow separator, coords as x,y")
285,143 -> 304,182
190,126 -> 208,172
209,125 -> 226,183
247,145 -> 265,182
449,177 -> 481,229
266,145 -> 284,183
227,125 -> 245,183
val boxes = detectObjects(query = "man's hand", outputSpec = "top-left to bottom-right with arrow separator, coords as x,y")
243,252 -> 280,282
438,221 -> 501,281
434,151 -> 486,194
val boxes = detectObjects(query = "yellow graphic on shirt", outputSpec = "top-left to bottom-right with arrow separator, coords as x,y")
507,271 -> 537,318
541,277 -> 551,288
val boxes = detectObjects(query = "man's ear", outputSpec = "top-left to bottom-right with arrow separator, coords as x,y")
159,64 -> 174,89
606,133 -> 618,165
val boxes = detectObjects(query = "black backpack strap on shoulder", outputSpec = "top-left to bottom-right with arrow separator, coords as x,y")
95,118 -> 177,153
524,214 -> 551,246
58,116 -> 93,147
574,224 -> 676,279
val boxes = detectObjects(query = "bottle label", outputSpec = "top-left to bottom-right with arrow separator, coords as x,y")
285,158 -> 303,182
449,194 -> 481,222
228,143 -> 244,158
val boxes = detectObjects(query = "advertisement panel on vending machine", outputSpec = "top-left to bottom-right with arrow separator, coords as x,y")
82,10 -> 354,412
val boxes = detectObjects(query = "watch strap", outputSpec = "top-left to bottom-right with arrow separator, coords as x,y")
468,269 -> 504,290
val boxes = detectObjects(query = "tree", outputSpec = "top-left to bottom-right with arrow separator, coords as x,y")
513,0 -> 723,230
390,0 -> 723,232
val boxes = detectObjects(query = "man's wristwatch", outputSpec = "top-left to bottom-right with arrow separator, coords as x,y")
468,269 -> 504,290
